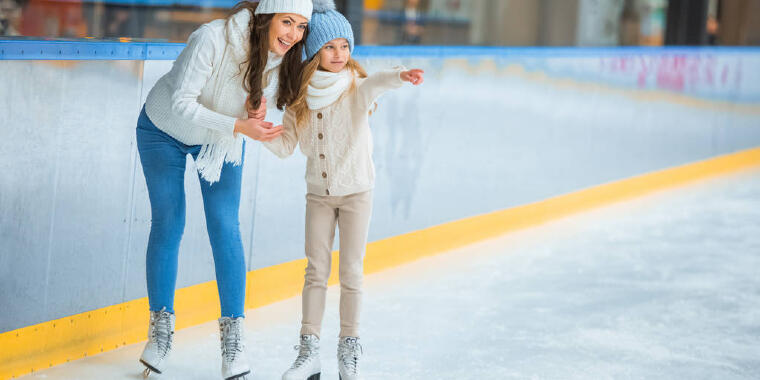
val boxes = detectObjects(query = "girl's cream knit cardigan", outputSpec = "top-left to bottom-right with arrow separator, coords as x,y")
264,68 -> 405,196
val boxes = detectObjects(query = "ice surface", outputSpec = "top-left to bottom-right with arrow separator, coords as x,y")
20,169 -> 760,379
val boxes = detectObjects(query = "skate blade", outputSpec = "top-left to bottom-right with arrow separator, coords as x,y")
140,359 -> 162,377
142,367 -> 156,378
225,370 -> 251,380
307,373 -> 321,380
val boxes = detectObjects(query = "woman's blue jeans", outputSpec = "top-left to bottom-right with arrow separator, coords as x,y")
136,107 -> 246,318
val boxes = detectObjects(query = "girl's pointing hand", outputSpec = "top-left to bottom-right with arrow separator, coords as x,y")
401,69 -> 425,85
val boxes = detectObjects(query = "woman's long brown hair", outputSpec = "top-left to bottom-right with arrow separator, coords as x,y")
290,54 -> 368,128
226,1 -> 309,112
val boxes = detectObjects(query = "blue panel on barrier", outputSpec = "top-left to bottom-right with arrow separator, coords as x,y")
353,45 -> 760,58
3,39 -> 760,61
145,43 -> 187,60
0,40 -> 184,60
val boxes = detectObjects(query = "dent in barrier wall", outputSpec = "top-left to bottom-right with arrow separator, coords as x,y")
1,45 -> 759,379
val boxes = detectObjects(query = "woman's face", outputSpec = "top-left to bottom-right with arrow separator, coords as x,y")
317,38 -> 350,73
269,13 -> 309,56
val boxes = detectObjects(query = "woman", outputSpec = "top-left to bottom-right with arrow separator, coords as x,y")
135,1 -> 312,379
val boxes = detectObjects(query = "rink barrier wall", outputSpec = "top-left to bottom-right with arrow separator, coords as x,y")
2,43 -> 760,379
2,147 -> 760,379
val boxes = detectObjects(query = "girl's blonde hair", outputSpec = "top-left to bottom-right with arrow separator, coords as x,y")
291,54 -> 368,128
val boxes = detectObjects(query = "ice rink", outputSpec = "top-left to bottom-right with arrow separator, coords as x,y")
19,168 -> 760,380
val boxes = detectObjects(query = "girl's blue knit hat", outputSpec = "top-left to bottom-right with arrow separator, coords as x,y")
305,0 -> 355,60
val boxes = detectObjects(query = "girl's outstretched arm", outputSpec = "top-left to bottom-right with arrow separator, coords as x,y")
262,109 -> 299,159
356,66 -> 406,110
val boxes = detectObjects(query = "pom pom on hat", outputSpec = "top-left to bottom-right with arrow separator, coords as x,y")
312,0 -> 336,12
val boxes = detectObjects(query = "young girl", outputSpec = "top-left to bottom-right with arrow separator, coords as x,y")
261,1 -> 424,379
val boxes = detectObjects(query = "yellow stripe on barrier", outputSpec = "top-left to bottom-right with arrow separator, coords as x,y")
2,146 -> 760,379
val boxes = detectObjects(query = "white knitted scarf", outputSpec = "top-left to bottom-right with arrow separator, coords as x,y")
306,69 -> 353,110
194,46 -> 283,184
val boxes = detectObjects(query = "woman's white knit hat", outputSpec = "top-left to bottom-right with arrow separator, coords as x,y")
254,0 -> 314,21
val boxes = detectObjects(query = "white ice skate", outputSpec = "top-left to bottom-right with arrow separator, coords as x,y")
282,334 -> 321,380
219,316 -> 251,380
337,336 -> 363,380
139,308 -> 175,378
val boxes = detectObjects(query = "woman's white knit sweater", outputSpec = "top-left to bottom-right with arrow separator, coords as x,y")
144,9 -> 281,183
264,67 -> 405,196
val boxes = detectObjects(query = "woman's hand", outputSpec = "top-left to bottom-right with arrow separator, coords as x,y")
246,96 -> 267,120
234,117 -> 283,142
401,69 -> 425,85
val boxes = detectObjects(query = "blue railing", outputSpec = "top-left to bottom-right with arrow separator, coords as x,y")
1,39 -> 759,60
0,40 -> 184,60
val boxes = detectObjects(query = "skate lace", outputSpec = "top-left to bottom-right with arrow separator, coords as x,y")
220,318 -> 244,363
292,339 -> 318,368
338,337 -> 362,375
150,309 -> 173,357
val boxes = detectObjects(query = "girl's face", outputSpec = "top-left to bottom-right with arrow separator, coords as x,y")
317,38 -> 350,73
269,13 -> 308,56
